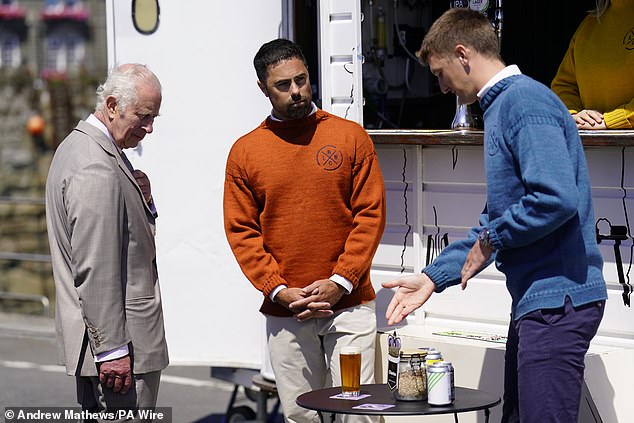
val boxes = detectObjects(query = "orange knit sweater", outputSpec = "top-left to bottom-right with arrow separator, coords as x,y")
224,109 -> 386,317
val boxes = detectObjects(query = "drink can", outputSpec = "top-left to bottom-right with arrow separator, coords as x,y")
439,362 -> 455,402
427,363 -> 453,405
425,351 -> 443,366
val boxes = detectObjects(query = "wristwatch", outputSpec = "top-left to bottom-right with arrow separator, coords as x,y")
477,227 -> 493,249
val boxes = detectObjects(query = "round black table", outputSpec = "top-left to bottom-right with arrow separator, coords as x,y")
296,384 -> 501,423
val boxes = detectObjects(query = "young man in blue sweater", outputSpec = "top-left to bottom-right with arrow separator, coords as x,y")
382,8 -> 607,423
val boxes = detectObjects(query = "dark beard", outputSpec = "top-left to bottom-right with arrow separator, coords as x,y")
286,100 -> 312,120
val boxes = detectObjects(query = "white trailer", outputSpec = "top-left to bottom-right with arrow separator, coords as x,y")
106,2 -> 634,421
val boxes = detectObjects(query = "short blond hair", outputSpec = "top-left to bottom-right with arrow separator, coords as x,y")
416,8 -> 500,65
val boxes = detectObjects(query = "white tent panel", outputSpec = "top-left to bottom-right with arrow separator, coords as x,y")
105,0 -> 284,367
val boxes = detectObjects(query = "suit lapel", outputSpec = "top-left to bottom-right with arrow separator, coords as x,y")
73,121 -> 155,217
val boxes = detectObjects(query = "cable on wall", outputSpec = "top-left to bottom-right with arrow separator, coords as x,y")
451,146 -> 459,170
619,147 -> 633,284
400,148 -> 412,273
426,206 -> 448,266
343,61 -> 354,120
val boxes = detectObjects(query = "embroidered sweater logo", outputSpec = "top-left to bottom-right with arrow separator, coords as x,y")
487,129 -> 500,156
317,145 -> 343,170
624,27 -> 634,50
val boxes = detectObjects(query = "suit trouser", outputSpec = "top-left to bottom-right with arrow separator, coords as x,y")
501,297 -> 604,423
266,301 -> 378,423
76,371 -> 161,422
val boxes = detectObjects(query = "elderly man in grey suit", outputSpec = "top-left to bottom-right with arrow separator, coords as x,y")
45,63 -> 168,421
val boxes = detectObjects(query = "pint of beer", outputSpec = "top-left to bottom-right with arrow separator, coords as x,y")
340,346 -> 361,397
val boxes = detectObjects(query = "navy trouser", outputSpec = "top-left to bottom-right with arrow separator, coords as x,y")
501,297 -> 604,423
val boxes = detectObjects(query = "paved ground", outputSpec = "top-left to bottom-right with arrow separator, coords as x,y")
0,312 -> 282,423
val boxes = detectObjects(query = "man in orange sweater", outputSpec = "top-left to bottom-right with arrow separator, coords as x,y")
223,39 -> 386,422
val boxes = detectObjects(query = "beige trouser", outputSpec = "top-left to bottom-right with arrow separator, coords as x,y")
267,301 -> 378,423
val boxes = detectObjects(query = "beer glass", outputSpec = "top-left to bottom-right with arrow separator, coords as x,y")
340,345 -> 361,397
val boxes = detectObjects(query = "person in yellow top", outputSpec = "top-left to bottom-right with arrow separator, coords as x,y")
551,0 -> 634,129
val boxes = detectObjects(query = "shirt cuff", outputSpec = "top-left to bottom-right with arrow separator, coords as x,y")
330,274 -> 353,294
95,345 -> 129,363
269,285 -> 287,301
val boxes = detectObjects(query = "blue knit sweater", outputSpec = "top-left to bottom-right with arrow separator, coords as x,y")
424,74 -> 607,320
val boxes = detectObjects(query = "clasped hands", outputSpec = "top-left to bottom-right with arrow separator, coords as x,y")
277,279 -> 346,321
572,109 -> 607,130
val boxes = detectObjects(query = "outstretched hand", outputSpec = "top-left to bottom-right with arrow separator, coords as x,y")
382,274 -> 436,325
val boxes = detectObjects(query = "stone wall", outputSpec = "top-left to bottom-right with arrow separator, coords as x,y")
0,68 -> 102,315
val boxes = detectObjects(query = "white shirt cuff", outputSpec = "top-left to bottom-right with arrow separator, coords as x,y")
95,345 -> 129,363
270,285 -> 287,301
330,274 -> 353,294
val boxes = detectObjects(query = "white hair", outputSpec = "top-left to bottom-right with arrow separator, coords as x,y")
94,63 -> 161,114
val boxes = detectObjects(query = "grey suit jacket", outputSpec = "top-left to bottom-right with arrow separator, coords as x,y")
45,120 -> 169,376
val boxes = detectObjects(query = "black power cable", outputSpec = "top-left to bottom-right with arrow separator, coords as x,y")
400,148 -> 412,273
619,147 -> 633,285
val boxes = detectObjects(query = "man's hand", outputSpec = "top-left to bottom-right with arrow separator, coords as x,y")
382,274 -> 436,325
572,109 -> 606,130
273,287 -> 307,312
289,279 -> 345,321
132,169 -> 153,203
98,355 -> 132,394
461,241 -> 493,289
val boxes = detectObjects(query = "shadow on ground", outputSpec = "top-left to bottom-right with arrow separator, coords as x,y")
193,412 -> 285,423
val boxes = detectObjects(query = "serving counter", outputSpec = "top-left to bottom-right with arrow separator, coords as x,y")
366,128 -> 634,422
368,129 -> 634,147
